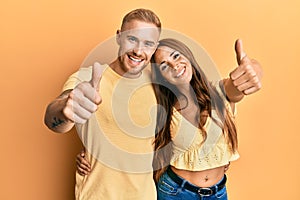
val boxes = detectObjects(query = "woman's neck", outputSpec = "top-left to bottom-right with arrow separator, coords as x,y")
175,84 -> 197,110
176,83 -> 192,97
175,86 -> 201,128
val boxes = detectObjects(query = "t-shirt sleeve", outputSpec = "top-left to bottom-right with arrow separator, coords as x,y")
62,66 -> 93,92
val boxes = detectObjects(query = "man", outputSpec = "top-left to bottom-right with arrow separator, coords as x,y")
44,8 -> 262,200
45,8 -> 161,200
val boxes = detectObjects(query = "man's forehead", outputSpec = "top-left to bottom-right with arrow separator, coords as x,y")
122,20 -> 159,30
121,27 -> 160,41
122,27 -> 158,34
121,20 -> 159,37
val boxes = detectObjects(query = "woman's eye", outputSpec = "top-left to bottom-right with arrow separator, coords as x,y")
173,53 -> 180,60
161,64 -> 168,71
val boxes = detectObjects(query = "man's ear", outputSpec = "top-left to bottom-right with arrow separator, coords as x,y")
116,30 -> 121,45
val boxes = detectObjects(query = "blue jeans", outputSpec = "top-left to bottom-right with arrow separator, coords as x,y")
157,169 -> 228,200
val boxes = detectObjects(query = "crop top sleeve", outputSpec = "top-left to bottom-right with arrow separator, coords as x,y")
169,80 -> 239,171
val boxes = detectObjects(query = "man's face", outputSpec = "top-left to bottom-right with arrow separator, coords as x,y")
116,20 -> 160,78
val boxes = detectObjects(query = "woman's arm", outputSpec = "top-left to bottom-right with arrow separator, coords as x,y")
224,39 -> 263,103
76,150 -> 91,176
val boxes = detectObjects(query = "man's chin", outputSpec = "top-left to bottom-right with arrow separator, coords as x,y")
125,65 -> 146,77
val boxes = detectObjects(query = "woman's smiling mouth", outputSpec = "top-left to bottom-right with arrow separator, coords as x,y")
175,67 -> 186,78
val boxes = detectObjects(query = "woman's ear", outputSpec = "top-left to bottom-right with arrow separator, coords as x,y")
116,30 -> 121,45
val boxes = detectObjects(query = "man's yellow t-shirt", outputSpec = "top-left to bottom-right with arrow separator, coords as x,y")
63,65 -> 157,200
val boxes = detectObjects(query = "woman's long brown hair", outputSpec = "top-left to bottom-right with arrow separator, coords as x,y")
151,38 -> 238,183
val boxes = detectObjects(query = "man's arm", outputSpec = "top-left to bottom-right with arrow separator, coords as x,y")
44,63 -> 104,133
44,90 -> 75,133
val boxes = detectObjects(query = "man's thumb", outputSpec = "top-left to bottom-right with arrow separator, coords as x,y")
235,39 -> 247,65
90,62 -> 104,91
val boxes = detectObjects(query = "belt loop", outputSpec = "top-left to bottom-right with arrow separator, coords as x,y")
180,179 -> 187,189
213,184 -> 218,192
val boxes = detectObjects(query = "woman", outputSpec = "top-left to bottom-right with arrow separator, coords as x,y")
76,38 -> 261,199
151,38 -> 240,199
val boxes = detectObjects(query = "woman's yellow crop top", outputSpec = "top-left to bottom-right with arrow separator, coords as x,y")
169,81 -> 239,171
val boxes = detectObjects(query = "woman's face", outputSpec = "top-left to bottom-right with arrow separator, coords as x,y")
154,46 -> 193,86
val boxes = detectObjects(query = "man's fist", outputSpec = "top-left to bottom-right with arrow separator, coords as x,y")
63,62 -> 105,124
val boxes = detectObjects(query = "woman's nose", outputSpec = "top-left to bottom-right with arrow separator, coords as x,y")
170,62 -> 179,71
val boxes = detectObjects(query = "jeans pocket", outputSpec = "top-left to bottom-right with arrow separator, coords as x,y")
215,186 -> 228,199
157,179 -> 179,196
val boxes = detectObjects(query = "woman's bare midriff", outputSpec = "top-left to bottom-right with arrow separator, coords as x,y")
170,165 -> 226,188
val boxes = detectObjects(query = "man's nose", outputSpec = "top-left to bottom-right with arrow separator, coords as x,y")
133,42 -> 143,56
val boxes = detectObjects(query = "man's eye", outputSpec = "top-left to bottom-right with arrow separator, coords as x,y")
128,37 -> 137,42
145,41 -> 155,47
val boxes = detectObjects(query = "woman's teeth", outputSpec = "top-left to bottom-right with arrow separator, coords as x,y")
175,68 -> 185,78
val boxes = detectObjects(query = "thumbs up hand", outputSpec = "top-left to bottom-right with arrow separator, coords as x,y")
229,39 -> 262,95
90,62 -> 104,93
63,62 -> 105,124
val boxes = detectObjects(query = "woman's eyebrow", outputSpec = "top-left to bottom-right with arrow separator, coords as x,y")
159,60 -> 166,66
159,50 -> 176,65
170,51 -> 176,57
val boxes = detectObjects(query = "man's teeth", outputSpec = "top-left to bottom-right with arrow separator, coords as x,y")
129,56 -> 142,62
176,68 -> 185,78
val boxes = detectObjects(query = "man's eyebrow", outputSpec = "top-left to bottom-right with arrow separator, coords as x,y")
145,40 -> 155,44
127,35 -> 136,38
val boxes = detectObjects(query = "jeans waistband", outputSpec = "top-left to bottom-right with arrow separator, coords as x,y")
166,167 -> 226,196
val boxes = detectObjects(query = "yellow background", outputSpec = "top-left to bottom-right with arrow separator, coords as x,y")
1,0 -> 299,199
